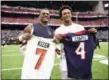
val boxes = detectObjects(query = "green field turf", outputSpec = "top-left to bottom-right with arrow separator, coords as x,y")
1,42 -> 108,79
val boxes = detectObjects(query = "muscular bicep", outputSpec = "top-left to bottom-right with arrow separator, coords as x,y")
24,25 -> 32,33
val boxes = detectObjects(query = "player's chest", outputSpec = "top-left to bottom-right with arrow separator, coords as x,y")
60,26 -> 82,34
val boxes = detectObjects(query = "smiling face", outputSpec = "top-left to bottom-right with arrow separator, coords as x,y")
39,9 -> 50,24
61,9 -> 72,22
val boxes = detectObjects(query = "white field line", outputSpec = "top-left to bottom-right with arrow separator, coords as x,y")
93,57 -> 108,61
2,49 -> 19,52
2,67 -> 22,71
2,63 -> 59,72
2,57 -> 108,72
2,54 -> 23,56
2,54 -> 108,71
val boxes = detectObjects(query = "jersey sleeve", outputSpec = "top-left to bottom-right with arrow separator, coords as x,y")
54,26 -> 61,39
54,27 -> 60,36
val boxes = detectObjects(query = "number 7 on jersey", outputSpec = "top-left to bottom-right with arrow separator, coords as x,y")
35,48 -> 47,69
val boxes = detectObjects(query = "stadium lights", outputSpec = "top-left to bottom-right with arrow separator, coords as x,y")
104,3 -> 109,8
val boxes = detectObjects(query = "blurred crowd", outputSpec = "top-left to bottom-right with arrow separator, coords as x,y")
1,29 -> 108,45
1,30 -> 23,44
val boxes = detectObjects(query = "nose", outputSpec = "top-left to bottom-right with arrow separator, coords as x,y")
66,13 -> 70,16
45,14 -> 49,17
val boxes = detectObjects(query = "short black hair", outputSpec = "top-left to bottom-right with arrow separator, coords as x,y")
59,5 -> 72,18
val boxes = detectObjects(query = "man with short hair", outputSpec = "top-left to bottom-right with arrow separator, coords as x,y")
54,5 -> 97,80
18,9 -> 55,79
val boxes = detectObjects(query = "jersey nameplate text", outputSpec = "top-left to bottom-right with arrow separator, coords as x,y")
72,35 -> 88,42
37,41 -> 50,48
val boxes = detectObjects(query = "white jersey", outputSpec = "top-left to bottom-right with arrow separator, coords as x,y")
21,36 -> 55,79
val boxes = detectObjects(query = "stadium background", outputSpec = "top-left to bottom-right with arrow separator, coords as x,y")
1,1 -> 109,79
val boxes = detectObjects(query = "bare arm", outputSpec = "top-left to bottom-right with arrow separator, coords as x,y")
24,25 -> 32,33
16,25 -> 32,43
22,25 -> 32,41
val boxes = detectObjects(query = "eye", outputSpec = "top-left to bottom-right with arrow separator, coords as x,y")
63,12 -> 67,15
42,13 -> 50,16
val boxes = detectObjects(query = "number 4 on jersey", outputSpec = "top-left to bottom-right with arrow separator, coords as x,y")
75,42 -> 86,59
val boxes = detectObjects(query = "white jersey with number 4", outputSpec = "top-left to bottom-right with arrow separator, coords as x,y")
21,36 -> 55,79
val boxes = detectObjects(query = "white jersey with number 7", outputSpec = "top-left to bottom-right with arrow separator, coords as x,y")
21,36 -> 55,79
